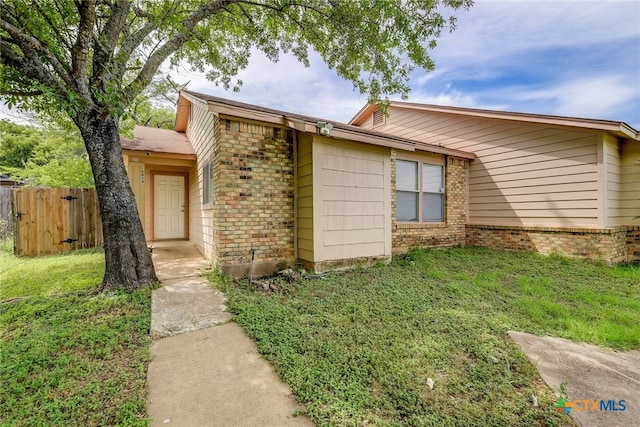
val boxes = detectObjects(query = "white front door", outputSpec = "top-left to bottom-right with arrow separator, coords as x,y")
154,175 -> 185,239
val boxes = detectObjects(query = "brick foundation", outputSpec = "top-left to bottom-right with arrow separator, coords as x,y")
391,152 -> 469,253
465,224 -> 636,264
627,226 -> 640,262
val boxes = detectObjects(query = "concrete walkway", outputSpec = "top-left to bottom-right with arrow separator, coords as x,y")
147,241 -> 312,427
146,242 -> 640,426
509,331 -> 640,427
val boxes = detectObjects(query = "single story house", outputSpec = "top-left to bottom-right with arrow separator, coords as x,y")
121,90 -> 476,276
121,91 -> 639,275
350,102 -> 640,263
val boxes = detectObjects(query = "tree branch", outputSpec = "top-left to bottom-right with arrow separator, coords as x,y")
91,0 -> 131,86
31,1 -> 73,52
122,0 -> 240,104
236,0 -> 332,20
100,0 -> 131,58
0,41 -> 67,98
113,21 -> 157,82
0,17 -> 76,91
112,0 -> 186,84
71,0 -> 96,98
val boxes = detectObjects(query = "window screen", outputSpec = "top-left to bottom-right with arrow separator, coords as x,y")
203,162 -> 212,205
397,160 -> 418,221
422,163 -> 444,222
396,159 -> 445,222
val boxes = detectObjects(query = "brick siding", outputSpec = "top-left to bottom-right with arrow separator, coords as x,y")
207,120 -> 636,274
627,226 -> 640,262
466,224 -> 635,264
212,119 -> 295,273
391,151 -> 469,253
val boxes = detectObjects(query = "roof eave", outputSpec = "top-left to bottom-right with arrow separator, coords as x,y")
328,126 -> 476,159
175,95 -> 191,132
618,122 -> 640,140
349,103 -> 376,126
122,148 -> 196,160
183,91 -> 476,159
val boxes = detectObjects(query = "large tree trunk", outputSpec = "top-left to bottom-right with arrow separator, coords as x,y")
75,108 -> 158,291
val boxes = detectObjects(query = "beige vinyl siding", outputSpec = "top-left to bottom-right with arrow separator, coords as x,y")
297,133 -> 314,262
185,98 -> 216,259
615,140 -> 640,226
604,134 -> 621,226
379,107 -> 602,227
357,112 -> 374,129
313,138 -> 391,261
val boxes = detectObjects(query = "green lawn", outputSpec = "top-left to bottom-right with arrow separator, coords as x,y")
211,247 -> 640,426
0,247 -> 105,300
0,247 -> 151,426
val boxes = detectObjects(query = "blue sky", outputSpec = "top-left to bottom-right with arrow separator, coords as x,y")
1,1 -> 638,129
178,0 -> 640,129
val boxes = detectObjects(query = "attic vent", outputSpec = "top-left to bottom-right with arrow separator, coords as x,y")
372,110 -> 385,127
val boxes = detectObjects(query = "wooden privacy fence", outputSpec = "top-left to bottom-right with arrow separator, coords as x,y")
13,188 -> 103,256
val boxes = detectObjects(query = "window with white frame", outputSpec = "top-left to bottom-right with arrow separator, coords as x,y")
396,159 -> 445,222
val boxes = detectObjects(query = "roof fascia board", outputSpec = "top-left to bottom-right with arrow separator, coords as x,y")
619,122 -> 640,140
412,143 -> 476,159
325,126 -> 475,158
286,117 -> 417,152
180,91 -> 209,108
185,91 -> 476,158
199,98 -> 417,151
284,116 -> 307,131
174,95 -> 191,132
349,103 -> 377,126
122,149 -> 197,160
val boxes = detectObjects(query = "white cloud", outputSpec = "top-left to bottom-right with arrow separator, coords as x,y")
165,1 -> 640,128
400,87 -> 507,111
516,76 -> 638,120
554,80 -> 636,120
0,101 -> 35,124
415,1 -> 640,127
6,2 -> 637,129
433,1 -> 640,62
172,50 -> 366,122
